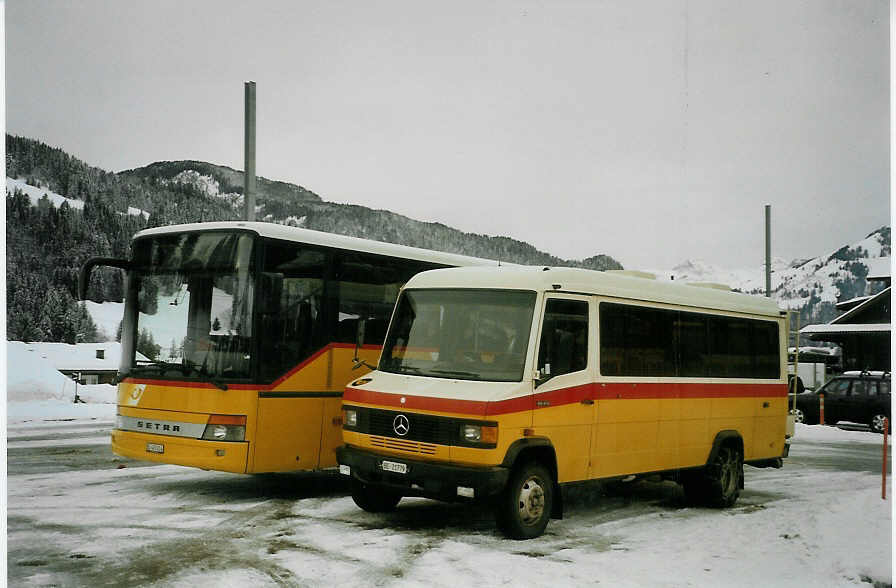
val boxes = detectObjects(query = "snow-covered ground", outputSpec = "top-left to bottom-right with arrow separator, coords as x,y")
6,347 -> 892,586
7,411 -> 892,587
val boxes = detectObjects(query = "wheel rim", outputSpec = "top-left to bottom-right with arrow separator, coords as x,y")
872,415 -> 888,432
718,449 -> 739,496
793,409 -> 804,424
517,476 -> 546,526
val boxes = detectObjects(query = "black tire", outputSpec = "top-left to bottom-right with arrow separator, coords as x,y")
495,461 -> 554,539
870,414 -> 889,434
351,479 -> 402,513
682,445 -> 742,508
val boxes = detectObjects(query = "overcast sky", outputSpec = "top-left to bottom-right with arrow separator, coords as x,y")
5,0 -> 890,269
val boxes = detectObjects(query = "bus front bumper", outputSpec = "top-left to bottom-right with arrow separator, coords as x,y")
111,429 -> 249,473
336,445 -> 509,501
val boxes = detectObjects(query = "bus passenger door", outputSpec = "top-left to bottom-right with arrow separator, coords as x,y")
532,295 -> 594,483
254,395 -> 324,472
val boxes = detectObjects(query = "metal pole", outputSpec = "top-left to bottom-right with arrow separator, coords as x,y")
765,204 -> 771,297
244,81 -> 257,222
883,417 -> 888,500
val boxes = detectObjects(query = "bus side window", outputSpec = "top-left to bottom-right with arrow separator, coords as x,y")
333,251 -> 441,346
258,240 -> 327,381
537,299 -> 588,382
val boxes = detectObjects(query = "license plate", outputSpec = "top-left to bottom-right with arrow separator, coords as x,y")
146,442 -> 164,454
381,460 -> 407,474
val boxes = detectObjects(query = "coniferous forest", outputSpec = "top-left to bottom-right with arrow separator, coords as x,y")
6,134 -> 624,343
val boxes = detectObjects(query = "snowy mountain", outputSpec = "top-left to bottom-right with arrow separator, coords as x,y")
5,134 -> 622,344
649,226 -> 891,326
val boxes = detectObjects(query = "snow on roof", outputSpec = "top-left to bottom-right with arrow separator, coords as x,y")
800,323 -> 891,335
830,286 -> 891,325
866,256 -> 892,281
134,221 -> 506,269
835,294 -> 874,311
405,266 -> 783,317
13,341 -> 147,372
788,346 -> 839,355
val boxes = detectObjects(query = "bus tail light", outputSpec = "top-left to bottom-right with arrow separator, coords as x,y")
201,414 -> 246,441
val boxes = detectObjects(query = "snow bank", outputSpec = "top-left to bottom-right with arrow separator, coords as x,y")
794,422 -> 886,444
6,341 -> 117,424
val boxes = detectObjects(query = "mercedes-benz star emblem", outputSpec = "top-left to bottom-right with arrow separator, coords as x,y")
393,414 -> 410,437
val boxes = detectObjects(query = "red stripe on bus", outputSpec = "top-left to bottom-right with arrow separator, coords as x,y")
344,381 -> 787,417
122,342 -> 383,391
343,386 -> 495,417
593,382 -> 788,400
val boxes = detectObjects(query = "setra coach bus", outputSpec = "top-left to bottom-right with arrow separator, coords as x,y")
337,265 -> 792,538
79,221 -> 500,474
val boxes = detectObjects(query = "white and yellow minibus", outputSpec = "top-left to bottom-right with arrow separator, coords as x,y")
79,221 -> 500,474
337,265 -> 790,538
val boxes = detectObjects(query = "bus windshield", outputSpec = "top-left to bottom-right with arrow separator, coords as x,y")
380,289 -> 536,382
126,231 -> 256,381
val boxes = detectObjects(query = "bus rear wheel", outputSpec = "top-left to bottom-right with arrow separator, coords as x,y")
495,461 -> 554,539
351,479 -> 402,513
683,445 -> 742,508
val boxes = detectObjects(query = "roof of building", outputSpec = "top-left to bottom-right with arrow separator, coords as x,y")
800,323 -> 891,336
13,341 -> 147,372
830,286 -> 891,325
134,221 -> 505,269
867,257 -> 892,281
836,294 -> 874,312
404,266 -> 782,317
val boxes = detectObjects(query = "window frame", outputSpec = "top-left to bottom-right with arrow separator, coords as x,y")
255,236 -> 451,384
533,293 -> 592,387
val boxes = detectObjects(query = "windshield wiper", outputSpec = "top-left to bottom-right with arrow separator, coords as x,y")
429,369 -> 481,380
389,365 -> 424,375
182,362 -> 229,391
133,360 -> 228,391
133,360 -> 190,376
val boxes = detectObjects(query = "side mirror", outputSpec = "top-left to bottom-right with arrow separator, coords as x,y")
79,257 -> 131,301
352,318 -> 377,371
533,364 -> 552,387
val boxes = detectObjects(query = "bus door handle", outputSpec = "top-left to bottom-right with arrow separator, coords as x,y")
581,398 -> 594,405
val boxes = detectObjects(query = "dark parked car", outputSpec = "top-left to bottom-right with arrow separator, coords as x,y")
791,371 -> 891,433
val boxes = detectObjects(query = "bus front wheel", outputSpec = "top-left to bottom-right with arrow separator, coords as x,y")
495,461 -> 554,539
351,479 -> 402,513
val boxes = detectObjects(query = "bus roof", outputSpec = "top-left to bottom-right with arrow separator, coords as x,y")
133,221 -> 504,268
404,265 -> 783,318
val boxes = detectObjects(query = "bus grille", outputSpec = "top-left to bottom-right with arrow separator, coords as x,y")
366,409 -> 455,445
343,405 -> 497,449
369,435 -> 438,455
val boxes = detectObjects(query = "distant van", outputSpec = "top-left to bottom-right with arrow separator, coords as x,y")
337,266 -> 790,538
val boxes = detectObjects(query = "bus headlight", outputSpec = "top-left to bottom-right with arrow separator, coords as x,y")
344,408 -> 358,428
460,423 -> 498,446
201,414 -> 246,442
